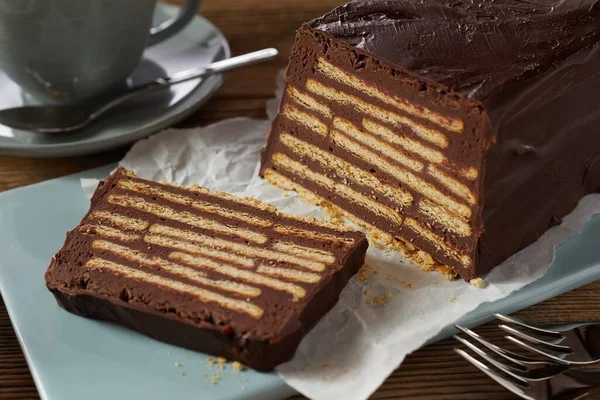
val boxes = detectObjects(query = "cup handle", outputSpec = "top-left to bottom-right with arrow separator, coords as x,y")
147,0 -> 201,46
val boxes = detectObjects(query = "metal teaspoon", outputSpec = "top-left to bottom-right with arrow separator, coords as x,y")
0,48 -> 278,133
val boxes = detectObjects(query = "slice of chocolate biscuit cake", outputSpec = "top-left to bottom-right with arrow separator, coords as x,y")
45,168 -> 368,371
260,0 -> 600,280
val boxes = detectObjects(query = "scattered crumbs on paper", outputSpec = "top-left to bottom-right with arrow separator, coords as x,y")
211,373 -> 221,385
439,265 -> 459,280
369,264 -> 380,275
470,278 -> 487,288
180,371 -> 186,376
449,296 -> 457,303
357,263 -> 379,283
282,192 -> 290,198
218,357 -> 227,364
219,364 -> 225,370
357,266 -> 369,282
363,288 -> 371,296
383,273 -> 414,289
174,361 -> 182,367
372,296 -> 385,305
321,368 -> 351,381
208,357 -> 217,366
231,361 -> 245,371
322,363 -> 329,369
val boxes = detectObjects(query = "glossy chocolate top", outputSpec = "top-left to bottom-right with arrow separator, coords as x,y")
309,0 -> 600,101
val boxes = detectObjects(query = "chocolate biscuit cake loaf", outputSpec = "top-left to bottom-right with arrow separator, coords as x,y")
260,0 -> 600,280
45,168 -> 368,371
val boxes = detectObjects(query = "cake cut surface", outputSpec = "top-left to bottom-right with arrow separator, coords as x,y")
45,168 -> 368,371
260,0 -> 600,280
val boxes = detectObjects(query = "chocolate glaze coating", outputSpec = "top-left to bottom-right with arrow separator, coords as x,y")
309,0 -> 600,102
305,0 -> 600,276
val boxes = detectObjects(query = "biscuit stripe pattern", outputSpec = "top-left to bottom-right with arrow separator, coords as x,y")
71,173 -> 364,322
85,258 -> 264,318
263,57 -> 483,271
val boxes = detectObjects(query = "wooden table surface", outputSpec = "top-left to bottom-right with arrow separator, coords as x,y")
0,1 -> 599,399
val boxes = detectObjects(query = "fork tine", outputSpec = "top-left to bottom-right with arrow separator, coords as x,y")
500,325 -> 571,353
494,313 -> 562,338
455,324 -> 539,366
454,335 -> 530,379
506,335 -> 600,366
454,348 -> 534,400
455,335 -> 569,382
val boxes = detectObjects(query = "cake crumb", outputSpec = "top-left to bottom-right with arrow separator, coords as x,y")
357,265 -> 369,282
342,369 -> 349,374
438,265 -> 459,280
208,357 -> 217,366
363,288 -> 371,296
372,295 -> 387,305
174,361 -> 182,367
415,250 -> 436,267
383,273 -> 414,290
449,296 -> 457,303
211,373 -> 221,385
357,263 -> 379,283
322,363 -> 329,368
231,361 -> 245,371
219,364 -> 225,370
282,193 -> 290,198
217,357 -> 227,364
470,278 -> 487,288
180,371 -> 186,376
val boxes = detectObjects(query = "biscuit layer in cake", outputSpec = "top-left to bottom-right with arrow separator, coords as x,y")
260,0 -> 600,280
45,168 -> 368,371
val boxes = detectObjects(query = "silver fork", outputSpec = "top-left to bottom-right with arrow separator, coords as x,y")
454,334 -> 600,400
494,313 -> 600,366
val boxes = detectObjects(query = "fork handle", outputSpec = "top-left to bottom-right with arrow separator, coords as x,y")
563,369 -> 600,386
555,387 -> 600,400
552,369 -> 600,400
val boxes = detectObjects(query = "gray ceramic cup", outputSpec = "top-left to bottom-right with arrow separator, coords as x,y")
0,0 -> 200,103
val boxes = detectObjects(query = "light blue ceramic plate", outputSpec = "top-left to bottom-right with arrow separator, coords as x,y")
0,166 -> 599,400
0,4 -> 230,158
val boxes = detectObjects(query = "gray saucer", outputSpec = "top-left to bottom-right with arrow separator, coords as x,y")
0,4 -> 230,157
